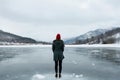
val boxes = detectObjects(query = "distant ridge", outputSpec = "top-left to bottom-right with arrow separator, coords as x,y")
0,30 -> 37,44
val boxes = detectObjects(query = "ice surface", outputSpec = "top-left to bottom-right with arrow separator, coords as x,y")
92,63 -> 95,66
0,46 -> 120,80
72,60 -> 78,64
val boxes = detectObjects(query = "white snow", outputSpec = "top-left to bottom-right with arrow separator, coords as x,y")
72,73 -> 84,78
31,73 -> 86,80
65,44 -> 120,48
32,74 -> 45,80
0,44 -> 120,48
0,44 -> 52,47
114,33 -> 120,44
115,33 -> 120,38
75,74 -> 83,78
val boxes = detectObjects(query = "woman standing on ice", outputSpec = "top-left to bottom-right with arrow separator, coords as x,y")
52,33 -> 65,78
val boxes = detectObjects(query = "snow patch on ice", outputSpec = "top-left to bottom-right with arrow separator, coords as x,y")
31,73 -> 87,80
72,73 -> 84,78
32,74 -> 45,80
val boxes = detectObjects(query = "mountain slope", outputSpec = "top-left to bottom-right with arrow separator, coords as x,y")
0,30 -> 37,44
65,27 -> 120,44
65,29 -> 107,44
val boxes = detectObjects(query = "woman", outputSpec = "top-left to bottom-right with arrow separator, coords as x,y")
52,33 -> 65,78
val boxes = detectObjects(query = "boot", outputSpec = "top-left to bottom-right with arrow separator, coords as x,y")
59,73 -> 61,78
55,73 -> 58,78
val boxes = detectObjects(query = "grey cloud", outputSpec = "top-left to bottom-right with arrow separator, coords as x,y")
0,0 -> 119,26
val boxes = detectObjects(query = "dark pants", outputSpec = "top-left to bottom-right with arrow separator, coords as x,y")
55,60 -> 62,74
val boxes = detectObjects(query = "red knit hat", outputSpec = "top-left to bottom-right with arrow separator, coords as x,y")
56,34 -> 61,40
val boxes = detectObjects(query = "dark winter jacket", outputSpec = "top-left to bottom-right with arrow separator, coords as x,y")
52,40 -> 64,61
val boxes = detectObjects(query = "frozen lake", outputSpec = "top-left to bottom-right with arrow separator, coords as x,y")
0,45 -> 120,80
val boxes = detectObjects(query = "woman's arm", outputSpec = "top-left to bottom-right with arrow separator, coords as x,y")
62,40 -> 64,52
52,41 -> 55,52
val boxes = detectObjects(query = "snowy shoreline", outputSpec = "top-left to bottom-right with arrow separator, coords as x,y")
65,44 -> 120,48
0,44 -> 120,48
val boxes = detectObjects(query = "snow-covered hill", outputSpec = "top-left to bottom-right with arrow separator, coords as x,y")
77,29 -> 107,40
65,27 -> 120,44
65,29 -> 107,44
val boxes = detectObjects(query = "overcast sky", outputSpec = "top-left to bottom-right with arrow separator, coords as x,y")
0,0 -> 120,41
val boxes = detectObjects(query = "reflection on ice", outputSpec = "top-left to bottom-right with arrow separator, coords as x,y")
91,50 -> 100,53
92,63 -> 95,66
90,48 -> 120,64
72,60 -> 78,64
